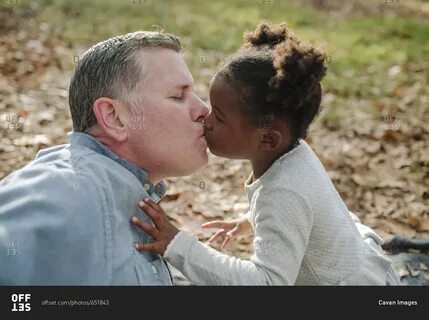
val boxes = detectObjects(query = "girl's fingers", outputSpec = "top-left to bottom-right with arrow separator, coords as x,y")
138,200 -> 163,228
131,216 -> 160,239
221,235 -> 231,250
222,229 -> 237,249
207,229 -> 226,244
202,221 -> 228,229
135,242 -> 160,254
228,227 -> 239,237
143,198 -> 163,213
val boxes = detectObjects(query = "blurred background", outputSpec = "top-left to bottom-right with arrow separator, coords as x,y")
0,0 -> 428,280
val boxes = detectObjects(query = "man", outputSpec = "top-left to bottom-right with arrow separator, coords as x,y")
0,31 -> 209,284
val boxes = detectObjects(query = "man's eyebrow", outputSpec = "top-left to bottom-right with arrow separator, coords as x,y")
212,104 -> 226,118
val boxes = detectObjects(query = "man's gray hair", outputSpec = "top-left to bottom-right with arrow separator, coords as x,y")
69,31 -> 182,132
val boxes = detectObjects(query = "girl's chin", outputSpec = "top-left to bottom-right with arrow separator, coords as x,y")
209,148 -> 246,160
205,141 -> 218,156
207,146 -> 227,158
204,139 -> 213,152
207,146 -> 218,156
206,141 -> 236,159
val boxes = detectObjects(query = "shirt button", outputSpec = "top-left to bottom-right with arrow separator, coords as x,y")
144,183 -> 150,191
151,265 -> 158,274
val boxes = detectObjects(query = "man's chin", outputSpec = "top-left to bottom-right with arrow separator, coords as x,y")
193,151 -> 209,171
180,151 -> 208,176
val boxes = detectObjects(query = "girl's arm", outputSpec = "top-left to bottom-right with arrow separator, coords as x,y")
132,192 -> 313,285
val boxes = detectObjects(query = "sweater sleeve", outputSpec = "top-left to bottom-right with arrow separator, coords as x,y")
163,189 -> 314,285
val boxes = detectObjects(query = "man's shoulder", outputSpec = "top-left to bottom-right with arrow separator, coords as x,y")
0,141 -> 140,217
2,141 -> 119,191
0,153 -> 102,215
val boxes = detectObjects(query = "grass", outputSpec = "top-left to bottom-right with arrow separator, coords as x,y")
4,0 -> 429,122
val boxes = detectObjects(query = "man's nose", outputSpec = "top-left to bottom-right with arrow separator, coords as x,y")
191,95 -> 210,123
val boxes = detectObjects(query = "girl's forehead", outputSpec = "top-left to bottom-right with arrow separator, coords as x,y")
210,79 -> 245,117
210,76 -> 234,92
210,77 -> 237,100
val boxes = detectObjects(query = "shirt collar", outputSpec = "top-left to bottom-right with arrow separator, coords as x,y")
67,131 -> 166,200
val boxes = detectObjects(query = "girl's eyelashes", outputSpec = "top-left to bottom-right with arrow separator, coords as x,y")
214,113 -> 225,124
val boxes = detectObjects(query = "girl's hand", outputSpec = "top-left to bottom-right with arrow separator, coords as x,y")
202,216 -> 252,250
131,198 -> 180,255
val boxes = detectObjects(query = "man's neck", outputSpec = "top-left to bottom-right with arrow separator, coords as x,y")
90,130 -> 162,186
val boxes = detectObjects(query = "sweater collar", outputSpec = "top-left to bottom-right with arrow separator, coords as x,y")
244,139 -> 306,201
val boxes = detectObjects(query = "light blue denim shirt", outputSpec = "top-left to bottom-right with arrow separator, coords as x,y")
0,132 -> 173,285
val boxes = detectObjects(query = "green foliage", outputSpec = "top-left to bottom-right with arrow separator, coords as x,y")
14,0 -> 428,121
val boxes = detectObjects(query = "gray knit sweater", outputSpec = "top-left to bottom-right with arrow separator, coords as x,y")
164,140 -> 393,285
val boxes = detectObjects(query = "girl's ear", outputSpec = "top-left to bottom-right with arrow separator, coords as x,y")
258,129 -> 282,151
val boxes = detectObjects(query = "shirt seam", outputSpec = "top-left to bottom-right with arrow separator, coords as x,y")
93,183 -> 114,285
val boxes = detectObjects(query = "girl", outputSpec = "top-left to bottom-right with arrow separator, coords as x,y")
132,22 -> 400,285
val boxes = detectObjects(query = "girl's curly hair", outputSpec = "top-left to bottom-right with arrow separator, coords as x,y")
216,21 -> 328,142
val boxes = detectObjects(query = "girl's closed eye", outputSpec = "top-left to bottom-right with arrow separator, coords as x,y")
214,112 -> 225,123
212,108 -> 226,124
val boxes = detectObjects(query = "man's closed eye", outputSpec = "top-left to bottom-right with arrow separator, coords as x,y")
170,95 -> 185,102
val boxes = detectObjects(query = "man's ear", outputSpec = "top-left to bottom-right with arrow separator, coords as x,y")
92,97 -> 128,143
258,129 -> 282,151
